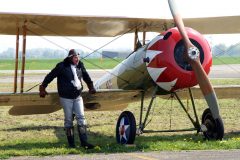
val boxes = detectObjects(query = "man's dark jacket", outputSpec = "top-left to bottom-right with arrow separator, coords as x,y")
41,59 -> 93,99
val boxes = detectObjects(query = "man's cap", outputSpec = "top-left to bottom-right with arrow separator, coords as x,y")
68,49 -> 80,57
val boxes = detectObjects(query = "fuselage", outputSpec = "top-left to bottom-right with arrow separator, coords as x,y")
95,27 -> 212,94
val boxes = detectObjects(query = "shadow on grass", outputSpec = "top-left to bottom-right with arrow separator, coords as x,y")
0,141 -> 65,150
2,126 -> 63,132
2,125 -> 240,154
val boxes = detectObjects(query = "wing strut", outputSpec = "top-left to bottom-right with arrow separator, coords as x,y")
14,25 -> 20,93
134,29 -> 138,51
133,28 -> 143,52
142,31 -> 146,45
20,21 -> 27,93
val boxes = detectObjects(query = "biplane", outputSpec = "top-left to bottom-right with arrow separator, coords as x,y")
0,0 -> 240,144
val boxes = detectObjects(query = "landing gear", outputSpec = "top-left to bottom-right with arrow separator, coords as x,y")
115,86 -> 224,145
202,108 -> 224,140
116,111 -> 136,144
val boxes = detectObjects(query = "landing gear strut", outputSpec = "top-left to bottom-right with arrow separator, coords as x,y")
116,86 -> 224,144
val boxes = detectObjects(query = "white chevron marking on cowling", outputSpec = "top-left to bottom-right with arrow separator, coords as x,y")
147,35 -> 163,49
157,79 -> 178,91
147,67 -> 166,82
146,50 -> 162,63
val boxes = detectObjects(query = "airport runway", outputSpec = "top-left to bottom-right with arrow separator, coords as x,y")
0,64 -> 240,83
8,150 -> 240,160
208,64 -> 240,79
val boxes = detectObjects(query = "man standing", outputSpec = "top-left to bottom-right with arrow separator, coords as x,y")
39,49 -> 96,149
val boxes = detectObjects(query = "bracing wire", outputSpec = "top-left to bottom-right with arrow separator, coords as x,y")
214,41 -> 240,60
144,95 -> 173,128
24,29 -> 130,92
27,30 -> 68,52
29,20 -> 145,74
24,82 -> 42,92
212,42 -> 240,74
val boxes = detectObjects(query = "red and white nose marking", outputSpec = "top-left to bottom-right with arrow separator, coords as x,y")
145,27 -> 212,92
146,34 -> 178,91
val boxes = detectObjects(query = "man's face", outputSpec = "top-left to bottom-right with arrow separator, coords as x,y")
71,55 -> 80,65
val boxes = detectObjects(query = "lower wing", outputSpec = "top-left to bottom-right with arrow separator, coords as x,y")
0,89 -> 140,115
0,86 -> 239,115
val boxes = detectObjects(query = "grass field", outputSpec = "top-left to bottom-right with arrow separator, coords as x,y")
213,57 -> 240,65
0,79 -> 240,159
0,57 -> 239,70
0,97 -> 240,159
0,58 -> 122,70
0,57 -> 240,159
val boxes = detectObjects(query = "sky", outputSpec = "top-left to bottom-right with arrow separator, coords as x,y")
0,0 -> 239,52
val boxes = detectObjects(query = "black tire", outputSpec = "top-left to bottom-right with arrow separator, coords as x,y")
202,108 -> 224,140
116,111 -> 136,144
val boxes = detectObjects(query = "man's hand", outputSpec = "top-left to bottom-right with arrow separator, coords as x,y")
87,83 -> 96,94
89,88 -> 96,94
39,85 -> 48,98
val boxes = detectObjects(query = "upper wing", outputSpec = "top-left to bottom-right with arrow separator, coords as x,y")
0,12 -> 172,36
0,12 -> 239,36
184,16 -> 240,34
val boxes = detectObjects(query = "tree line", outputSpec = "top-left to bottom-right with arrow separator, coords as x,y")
0,43 -> 239,59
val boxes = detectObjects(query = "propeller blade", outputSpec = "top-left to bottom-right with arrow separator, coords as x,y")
168,0 -> 192,48
168,0 -> 220,119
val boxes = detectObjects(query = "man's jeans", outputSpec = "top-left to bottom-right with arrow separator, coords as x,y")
60,96 -> 86,128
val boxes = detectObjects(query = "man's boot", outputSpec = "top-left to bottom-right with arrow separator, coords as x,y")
65,127 -> 75,148
77,125 -> 95,149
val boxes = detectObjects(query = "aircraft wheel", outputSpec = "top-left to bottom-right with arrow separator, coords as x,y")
116,111 -> 136,144
202,108 -> 224,140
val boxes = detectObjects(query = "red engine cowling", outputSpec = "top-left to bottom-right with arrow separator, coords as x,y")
146,27 -> 212,91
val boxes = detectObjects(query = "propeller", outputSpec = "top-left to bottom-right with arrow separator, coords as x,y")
168,0 -> 220,120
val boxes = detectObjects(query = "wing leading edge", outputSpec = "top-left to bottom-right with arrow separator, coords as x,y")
0,90 -> 140,115
0,12 -> 172,36
0,86 -> 239,115
0,12 -> 239,37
